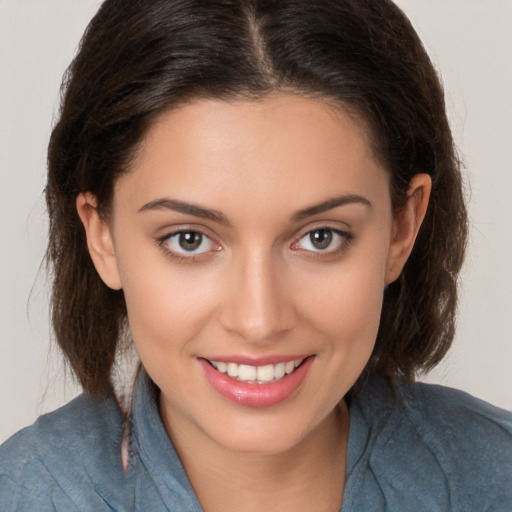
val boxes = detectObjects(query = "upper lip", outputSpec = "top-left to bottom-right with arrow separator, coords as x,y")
199,354 -> 314,366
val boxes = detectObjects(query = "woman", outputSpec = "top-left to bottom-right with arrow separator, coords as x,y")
1,0 -> 511,510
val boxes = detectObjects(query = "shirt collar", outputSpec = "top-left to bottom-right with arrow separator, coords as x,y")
131,368 -> 204,511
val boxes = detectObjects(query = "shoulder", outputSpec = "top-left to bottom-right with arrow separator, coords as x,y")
347,377 -> 512,510
397,380 -> 512,452
0,394 -> 132,511
393,381 -> 512,508
0,393 -> 123,477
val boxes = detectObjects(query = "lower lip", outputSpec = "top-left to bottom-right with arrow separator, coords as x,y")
199,357 -> 314,407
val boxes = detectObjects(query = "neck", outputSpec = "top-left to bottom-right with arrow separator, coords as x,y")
162,401 -> 350,512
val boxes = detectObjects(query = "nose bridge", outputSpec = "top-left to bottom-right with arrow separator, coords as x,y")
219,247 -> 295,344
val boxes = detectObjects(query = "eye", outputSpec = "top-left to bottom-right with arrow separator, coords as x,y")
293,227 -> 351,253
160,230 -> 216,256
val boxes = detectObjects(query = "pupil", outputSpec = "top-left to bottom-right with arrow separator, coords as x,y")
179,231 -> 202,251
311,229 -> 332,250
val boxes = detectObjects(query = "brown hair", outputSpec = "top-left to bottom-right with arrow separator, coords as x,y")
46,0 -> 467,398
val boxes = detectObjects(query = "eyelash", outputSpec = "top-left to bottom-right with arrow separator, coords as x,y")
156,226 -> 353,263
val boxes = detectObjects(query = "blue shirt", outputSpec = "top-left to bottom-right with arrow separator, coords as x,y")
1,370 -> 511,511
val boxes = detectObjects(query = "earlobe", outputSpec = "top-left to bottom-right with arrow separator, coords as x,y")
385,174 -> 432,284
76,192 -> 123,290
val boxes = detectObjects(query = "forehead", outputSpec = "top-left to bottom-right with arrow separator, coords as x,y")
116,94 -> 389,214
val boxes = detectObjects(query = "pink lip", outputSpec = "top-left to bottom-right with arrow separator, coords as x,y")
199,356 -> 314,408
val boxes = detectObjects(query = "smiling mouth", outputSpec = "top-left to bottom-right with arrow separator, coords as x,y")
205,358 -> 306,384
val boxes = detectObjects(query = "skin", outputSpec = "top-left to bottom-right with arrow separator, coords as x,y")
77,94 -> 431,512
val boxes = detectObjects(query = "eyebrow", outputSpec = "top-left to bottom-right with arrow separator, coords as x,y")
138,193 -> 371,225
291,194 -> 372,221
138,198 -> 230,225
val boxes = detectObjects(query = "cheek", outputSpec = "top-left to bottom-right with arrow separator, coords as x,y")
303,271 -> 385,411
293,244 -> 388,360
304,248 -> 387,316
305,272 -> 383,342
117,251 -> 218,360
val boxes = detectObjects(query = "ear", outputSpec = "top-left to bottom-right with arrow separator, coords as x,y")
385,174 -> 432,284
76,192 -> 122,290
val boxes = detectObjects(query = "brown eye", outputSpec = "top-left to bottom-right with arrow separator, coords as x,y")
162,230 -> 215,255
309,229 -> 332,250
179,231 -> 203,251
294,227 -> 351,254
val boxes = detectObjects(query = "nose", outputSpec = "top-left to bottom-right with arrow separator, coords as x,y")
218,250 -> 297,345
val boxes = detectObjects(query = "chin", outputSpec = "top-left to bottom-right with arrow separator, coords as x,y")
199,402 -> 336,456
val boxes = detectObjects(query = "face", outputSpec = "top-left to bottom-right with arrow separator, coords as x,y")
80,94 -> 427,456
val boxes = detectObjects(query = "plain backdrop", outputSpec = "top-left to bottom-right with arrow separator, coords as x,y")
1,0 -> 511,443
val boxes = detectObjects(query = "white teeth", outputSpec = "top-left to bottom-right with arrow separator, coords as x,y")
256,364 -> 275,382
209,358 -> 305,384
284,361 -> 295,375
227,363 -> 239,378
238,364 -> 257,381
216,361 -> 227,373
274,362 -> 286,380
